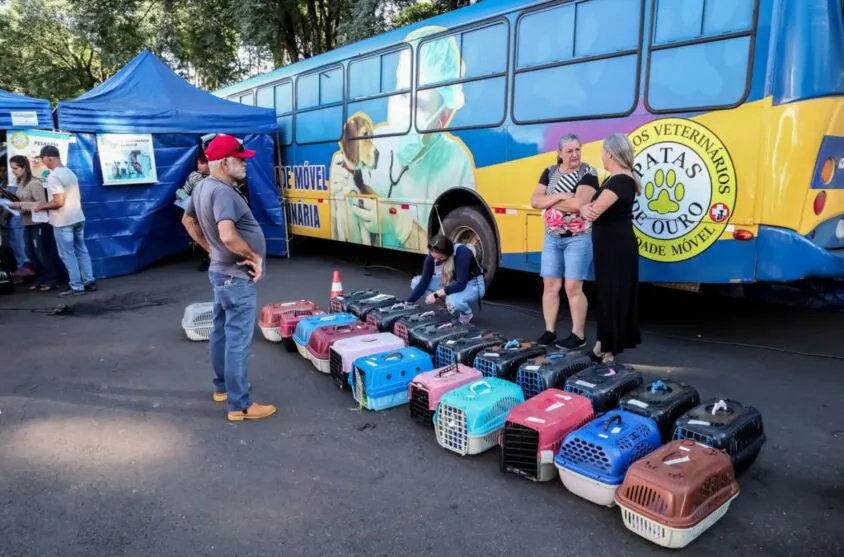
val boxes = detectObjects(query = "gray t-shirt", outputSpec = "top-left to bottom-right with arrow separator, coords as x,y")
185,176 -> 266,280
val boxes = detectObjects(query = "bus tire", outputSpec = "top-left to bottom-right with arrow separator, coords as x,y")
441,206 -> 499,288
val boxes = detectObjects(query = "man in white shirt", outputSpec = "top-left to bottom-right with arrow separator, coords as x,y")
32,145 -> 96,297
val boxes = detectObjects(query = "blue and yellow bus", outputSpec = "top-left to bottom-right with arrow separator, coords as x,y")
215,0 -> 844,287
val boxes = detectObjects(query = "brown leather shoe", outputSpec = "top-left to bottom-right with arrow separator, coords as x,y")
213,382 -> 252,403
227,402 -> 277,422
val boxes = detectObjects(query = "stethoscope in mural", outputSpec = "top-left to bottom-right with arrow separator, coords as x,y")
387,151 -> 410,199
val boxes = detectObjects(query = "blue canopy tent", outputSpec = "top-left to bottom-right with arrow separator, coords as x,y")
55,50 -> 287,279
0,89 -> 53,130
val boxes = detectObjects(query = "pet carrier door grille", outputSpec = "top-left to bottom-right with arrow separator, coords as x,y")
559,438 -> 612,473
436,345 -> 456,367
518,370 -> 545,399
436,404 -> 468,454
329,349 -> 344,389
409,386 -> 432,425
501,423 -> 540,480
354,368 -> 368,407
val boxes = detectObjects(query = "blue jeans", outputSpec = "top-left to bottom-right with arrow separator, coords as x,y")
3,215 -> 29,269
54,222 -> 94,291
24,224 -> 63,288
410,273 -> 486,317
540,232 -> 594,281
209,271 -> 257,411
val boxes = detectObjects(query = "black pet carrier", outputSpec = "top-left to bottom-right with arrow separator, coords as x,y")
392,309 -> 453,344
435,330 -> 506,368
516,352 -> 594,399
0,271 -> 13,295
472,340 -> 547,381
329,289 -> 379,313
346,293 -> 400,319
408,322 -> 479,354
619,379 -> 701,442
672,398 -> 766,476
366,302 -> 422,332
564,363 -> 644,414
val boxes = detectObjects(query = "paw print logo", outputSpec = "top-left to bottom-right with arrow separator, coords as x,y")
644,169 -> 686,215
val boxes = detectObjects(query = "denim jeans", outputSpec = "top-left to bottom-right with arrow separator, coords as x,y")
3,215 -> 29,269
410,273 -> 486,317
209,271 -> 257,411
24,224 -> 63,287
54,222 -> 94,291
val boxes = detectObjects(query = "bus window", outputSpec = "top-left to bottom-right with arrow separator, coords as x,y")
239,92 -> 254,106
416,21 -> 508,131
296,66 -> 344,144
347,46 -> 412,137
513,0 -> 642,124
256,87 -> 273,109
275,82 -> 293,146
647,0 -> 756,112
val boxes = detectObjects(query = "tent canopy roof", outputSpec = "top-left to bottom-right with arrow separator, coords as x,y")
0,89 -> 53,130
57,51 -> 277,134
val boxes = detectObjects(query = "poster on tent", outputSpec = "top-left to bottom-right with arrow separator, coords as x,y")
96,133 -> 158,186
5,129 -> 73,187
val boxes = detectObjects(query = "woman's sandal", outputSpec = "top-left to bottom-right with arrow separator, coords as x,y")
38,285 -> 54,292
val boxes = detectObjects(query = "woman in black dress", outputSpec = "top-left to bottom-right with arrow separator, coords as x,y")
581,133 -> 641,362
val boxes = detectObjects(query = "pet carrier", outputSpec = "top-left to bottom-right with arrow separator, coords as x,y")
257,300 -> 319,343
329,289 -> 379,313
352,347 -> 434,411
0,271 -> 13,295
434,378 -> 525,456
620,380 -> 701,442
279,308 -> 325,352
516,352 -> 594,400
672,398 -> 766,476
564,363 -> 644,414
346,293 -> 400,319
555,411 -> 661,506
615,440 -> 740,548
408,321 -> 479,354
366,302 -> 422,332
330,332 -> 405,390
408,363 -> 483,427
500,390 -> 594,482
472,340 -> 547,381
307,321 -> 379,373
392,309 -> 453,344
435,330 -> 506,368
292,313 -> 358,359
181,302 -> 214,341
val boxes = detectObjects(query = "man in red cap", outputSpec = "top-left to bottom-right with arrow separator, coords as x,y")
182,134 -> 276,421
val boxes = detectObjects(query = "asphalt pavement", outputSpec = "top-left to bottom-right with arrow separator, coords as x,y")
0,240 -> 842,557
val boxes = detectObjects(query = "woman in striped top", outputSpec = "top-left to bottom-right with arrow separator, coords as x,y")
530,134 -> 599,350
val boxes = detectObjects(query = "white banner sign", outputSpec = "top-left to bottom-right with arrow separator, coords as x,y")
6,129 -> 72,187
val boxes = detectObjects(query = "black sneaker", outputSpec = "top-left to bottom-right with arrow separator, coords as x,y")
536,330 -> 557,346
555,333 -> 586,350
84,282 -> 98,292
58,288 -> 86,298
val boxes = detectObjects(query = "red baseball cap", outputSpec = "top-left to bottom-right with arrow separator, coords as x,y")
204,134 -> 256,161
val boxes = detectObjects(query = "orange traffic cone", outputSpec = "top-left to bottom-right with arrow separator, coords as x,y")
330,270 -> 343,299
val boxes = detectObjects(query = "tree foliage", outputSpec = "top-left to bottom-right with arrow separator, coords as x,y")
0,0 -> 476,103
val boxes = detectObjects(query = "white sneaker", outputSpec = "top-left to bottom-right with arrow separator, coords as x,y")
458,312 -> 473,325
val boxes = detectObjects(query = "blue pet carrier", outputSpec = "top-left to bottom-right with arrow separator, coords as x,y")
435,330 -> 506,368
564,363 -> 643,414
351,347 -> 434,411
292,313 -> 358,359
672,398 -> 766,476
472,339 -> 547,381
619,379 -> 701,442
554,411 -> 662,506
516,352 -> 594,399
434,378 -> 525,456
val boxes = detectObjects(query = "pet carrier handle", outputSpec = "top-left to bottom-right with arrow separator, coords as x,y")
504,339 -> 520,349
437,322 -> 454,329
650,380 -> 669,393
603,414 -> 623,431
545,354 -> 563,361
337,325 -> 354,333
468,381 -> 492,395
711,399 -> 729,415
382,352 -> 404,361
420,311 -> 435,318
436,363 -> 460,378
